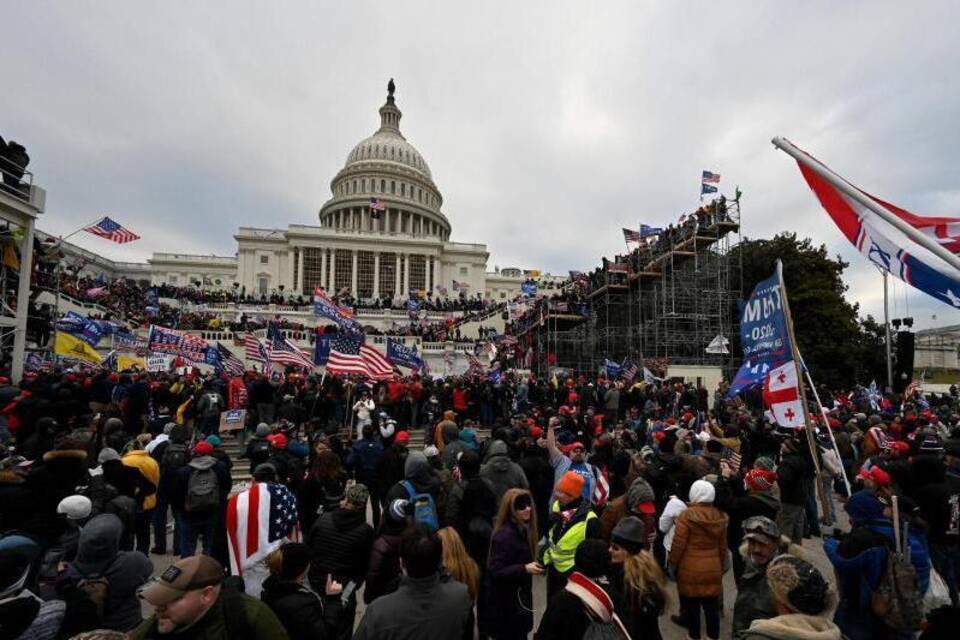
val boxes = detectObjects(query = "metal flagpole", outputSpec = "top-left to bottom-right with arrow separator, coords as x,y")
775,260 -> 832,518
802,361 -> 852,497
771,137 -> 960,273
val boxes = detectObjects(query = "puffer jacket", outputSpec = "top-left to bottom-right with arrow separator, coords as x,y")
260,575 -> 340,640
736,613 -> 842,640
668,502 -> 728,598
479,441 -> 529,504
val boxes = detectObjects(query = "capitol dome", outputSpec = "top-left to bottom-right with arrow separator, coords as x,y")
319,80 -> 450,241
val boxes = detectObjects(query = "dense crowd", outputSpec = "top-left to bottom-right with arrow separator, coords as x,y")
1,367 -> 959,640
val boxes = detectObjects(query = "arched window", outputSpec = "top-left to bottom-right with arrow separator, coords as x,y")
381,179 -> 386,192
391,181 -> 396,194
361,178 -> 366,192
401,183 -> 406,196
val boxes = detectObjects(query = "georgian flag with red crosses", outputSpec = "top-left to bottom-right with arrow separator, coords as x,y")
763,360 -> 807,428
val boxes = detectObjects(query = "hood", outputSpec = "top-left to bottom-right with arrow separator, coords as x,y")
404,451 -> 440,490
744,613 -> 841,640
188,455 -> 218,471
169,424 -> 189,444
487,440 -> 508,459
459,429 -> 477,445
261,575 -> 310,601
844,490 -> 884,524
74,513 -> 122,575
41,449 -> 88,464
752,490 -> 781,511
683,503 -> 728,534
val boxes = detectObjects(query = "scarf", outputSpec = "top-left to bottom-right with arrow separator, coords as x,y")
564,572 -> 632,639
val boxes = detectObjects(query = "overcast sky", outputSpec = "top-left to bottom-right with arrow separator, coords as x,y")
4,1 -> 959,328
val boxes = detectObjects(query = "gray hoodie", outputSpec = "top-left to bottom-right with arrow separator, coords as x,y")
69,513 -> 153,631
479,441 -> 529,505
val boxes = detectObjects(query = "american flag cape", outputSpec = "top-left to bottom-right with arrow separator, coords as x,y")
83,216 -> 141,244
226,482 -> 300,576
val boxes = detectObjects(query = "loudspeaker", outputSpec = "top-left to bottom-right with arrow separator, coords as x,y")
894,331 -> 914,393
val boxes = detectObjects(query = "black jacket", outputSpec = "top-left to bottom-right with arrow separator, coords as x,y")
777,448 -> 813,506
353,573 -> 472,640
714,478 -> 781,551
260,576 -> 341,640
307,507 -> 374,591
363,531 -> 402,604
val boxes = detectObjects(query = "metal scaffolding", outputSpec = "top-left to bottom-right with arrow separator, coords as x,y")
527,201 -> 741,376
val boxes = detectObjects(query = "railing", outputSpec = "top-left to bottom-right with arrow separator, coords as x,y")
0,152 -> 34,205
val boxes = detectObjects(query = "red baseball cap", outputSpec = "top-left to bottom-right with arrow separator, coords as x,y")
562,442 -> 586,454
857,466 -> 892,486
394,431 -> 410,445
529,426 -> 543,439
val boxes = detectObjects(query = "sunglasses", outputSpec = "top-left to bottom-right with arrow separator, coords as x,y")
514,495 -> 532,510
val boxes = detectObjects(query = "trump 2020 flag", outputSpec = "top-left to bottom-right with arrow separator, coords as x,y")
763,360 -> 807,428
386,337 -> 423,370
788,144 -> 960,310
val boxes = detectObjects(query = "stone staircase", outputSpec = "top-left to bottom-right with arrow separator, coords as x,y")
222,427 -> 492,490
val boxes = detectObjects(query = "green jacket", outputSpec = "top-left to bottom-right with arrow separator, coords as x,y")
130,590 -> 289,640
732,537 -> 805,635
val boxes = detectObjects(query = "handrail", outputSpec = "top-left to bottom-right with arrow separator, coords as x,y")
0,153 -> 34,205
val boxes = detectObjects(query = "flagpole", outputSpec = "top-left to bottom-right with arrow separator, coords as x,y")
882,268 -> 894,390
802,361 -> 852,497
775,259 -> 831,519
771,137 -> 960,274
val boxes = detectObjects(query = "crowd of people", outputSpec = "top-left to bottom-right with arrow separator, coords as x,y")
1,366 -> 959,640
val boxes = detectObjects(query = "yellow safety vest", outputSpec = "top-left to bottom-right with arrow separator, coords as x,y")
542,500 -> 597,573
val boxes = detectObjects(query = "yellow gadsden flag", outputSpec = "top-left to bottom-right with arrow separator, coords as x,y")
118,354 -> 146,371
54,332 -> 103,365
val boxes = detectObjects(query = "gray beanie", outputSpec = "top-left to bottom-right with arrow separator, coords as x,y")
163,422 -> 177,435
255,423 -> 271,437
97,448 -> 120,464
611,516 -> 646,554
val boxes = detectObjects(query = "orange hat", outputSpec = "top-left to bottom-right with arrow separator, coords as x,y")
556,470 -> 585,497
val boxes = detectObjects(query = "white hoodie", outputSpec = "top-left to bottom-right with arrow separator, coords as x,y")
659,494 -> 687,552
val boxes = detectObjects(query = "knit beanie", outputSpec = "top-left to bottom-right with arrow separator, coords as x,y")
255,423 -> 271,437
205,435 -> 222,448
97,448 -> 120,464
688,479 -> 716,504
766,554 -> 834,615
557,470 -> 585,498
574,539 -> 610,579
163,422 -> 177,435
57,495 -> 92,521
611,516 -> 646,555
754,456 -> 776,471
625,478 -> 656,514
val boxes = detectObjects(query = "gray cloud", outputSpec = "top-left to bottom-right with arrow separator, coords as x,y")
4,1 -> 959,328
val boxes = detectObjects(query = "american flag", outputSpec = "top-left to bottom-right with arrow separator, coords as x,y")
217,342 -> 246,376
621,360 -> 638,382
83,217 -> 141,244
179,334 -> 210,364
226,482 -> 300,577
593,468 -> 610,507
267,334 -> 314,370
623,228 -> 642,244
327,334 -> 394,380
702,170 -> 721,184
244,332 -> 266,362
370,198 -> 386,219
722,446 -> 742,475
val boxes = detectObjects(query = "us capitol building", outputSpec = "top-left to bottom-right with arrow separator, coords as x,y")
43,80 -> 562,302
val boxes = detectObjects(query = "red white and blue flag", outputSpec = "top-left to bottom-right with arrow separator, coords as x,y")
83,217 -> 141,244
226,482 -> 300,577
794,150 -> 960,310
702,170 -> 721,184
370,198 -> 386,219
326,334 -> 394,380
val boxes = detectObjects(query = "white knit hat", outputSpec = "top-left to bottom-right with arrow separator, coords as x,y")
57,495 -> 92,521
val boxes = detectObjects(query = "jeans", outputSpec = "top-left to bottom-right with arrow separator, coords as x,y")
680,595 -> 720,640
930,541 -> 960,605
805,487 -> 822,535
151,494 -> 179,554
778,503 -> 806,544
181,515 -> 217,556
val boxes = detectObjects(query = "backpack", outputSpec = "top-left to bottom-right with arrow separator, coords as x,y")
77,573 -> 110,621
203,393 -> 221,417
249,439 -> 271,462
161,443 -> 188,475
871,507 -> 924,632
185,466 -> 220,513
401,480 -> 439,531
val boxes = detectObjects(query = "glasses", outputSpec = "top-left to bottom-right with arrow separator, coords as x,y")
571,447 -> 585,454
514,496 -> 533,510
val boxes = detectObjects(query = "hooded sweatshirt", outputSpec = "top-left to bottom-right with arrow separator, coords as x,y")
480,440 -> 529,504
64,513 -> 153,632
385,451 -> 442,505
737,613 -> 842,640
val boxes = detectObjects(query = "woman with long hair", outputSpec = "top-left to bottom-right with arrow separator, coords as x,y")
609,516 -> 667,640
438,526 -> 481,603
298,448 -> 347,531
483,488 -> 544,640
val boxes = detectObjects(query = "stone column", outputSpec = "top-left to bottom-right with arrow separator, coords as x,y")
402,252 -> 410,298
394,253 -> 402,297
426,255 -> 433,294
329,248 -> 337,292
373,252 -> 380,298
320,248 -> 327,290
351,250 -> 358,296
297,247 -> 305,294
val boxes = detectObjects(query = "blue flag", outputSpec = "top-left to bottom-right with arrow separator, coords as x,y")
314,335 -> 331,365
739,270 -> 791,364
701,183 -> 718,196
640,224 -> 663,238
521,281 -> 538,297
604,358 -> 623,379
726,359 -> 779,398
386,338 -> 423,370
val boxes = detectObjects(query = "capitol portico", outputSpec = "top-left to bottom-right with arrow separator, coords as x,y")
42,81 -> 563,301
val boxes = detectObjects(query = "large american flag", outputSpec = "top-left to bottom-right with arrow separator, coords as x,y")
623,228 -> 642,244
327,334 -> 394,380
244,332 -> 266,362
217,342 -> 246,376
226,482 -> 300,577
83,217 -> 141,244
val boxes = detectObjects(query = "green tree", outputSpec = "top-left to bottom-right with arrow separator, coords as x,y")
731,233 -> 887,389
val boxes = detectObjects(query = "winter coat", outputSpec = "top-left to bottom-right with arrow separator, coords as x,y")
735,613 -> 843,640
297,474 -> 347,532
668,502 -> 728,598
484,521 -> 535,635
479,441 -> 529,505
377,444 -> 409,496
0,592 -> 65,640
170,457 -> 231,523
534,573 -> 625,640
121,450 -> 159,510
449,476 -> 497,569
22,449 -> 89,544
130,589 -> 289,640
384,451 -> 445,512
307,507 -> 374,591
347,438 -> 385,488
777,448 -> 814,506
363,531 -> 403,604
260,576 -> 341,640
58,514 -> 153,633
732,537 -> 806,635
353,573 -> 472,640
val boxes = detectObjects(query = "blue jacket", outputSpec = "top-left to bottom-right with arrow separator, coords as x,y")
348,439 -> 385,482
824,518 -> 930,610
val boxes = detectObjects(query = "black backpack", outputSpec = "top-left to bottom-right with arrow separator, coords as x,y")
161,443 -> 188,475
